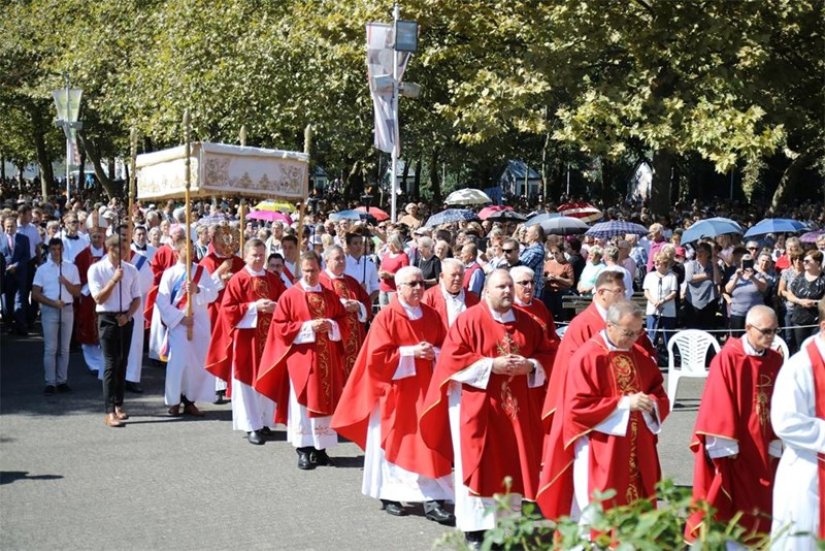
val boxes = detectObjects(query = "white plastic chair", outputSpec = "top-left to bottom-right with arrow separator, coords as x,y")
667,329 -> 720,407
770,334 -> 790,361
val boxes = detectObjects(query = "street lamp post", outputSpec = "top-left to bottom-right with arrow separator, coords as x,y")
52,73 -> 83,201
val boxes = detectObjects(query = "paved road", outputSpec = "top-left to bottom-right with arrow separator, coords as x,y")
1,330 -> 703,550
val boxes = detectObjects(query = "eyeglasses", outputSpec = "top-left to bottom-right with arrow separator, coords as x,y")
401,280 -> 424,288
66,220 -> 78,225
749,324 -> 779,336
502,248 -> 517,253
747,247 -> 758,251
598,287 -> 624,295
515,280 -> 534,287
608,322 -> 643,338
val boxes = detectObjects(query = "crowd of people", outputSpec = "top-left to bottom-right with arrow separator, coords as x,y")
2,180 -> 825,548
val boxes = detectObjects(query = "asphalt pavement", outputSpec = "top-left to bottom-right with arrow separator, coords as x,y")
1,329 -> 702,551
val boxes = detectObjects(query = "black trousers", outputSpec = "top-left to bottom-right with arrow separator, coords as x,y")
99,314 -> 133,413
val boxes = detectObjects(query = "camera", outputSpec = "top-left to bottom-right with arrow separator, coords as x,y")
741,257 -> 754,271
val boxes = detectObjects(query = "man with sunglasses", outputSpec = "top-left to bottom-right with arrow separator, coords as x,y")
537,300 -> 668,525
686,304 -> 784,542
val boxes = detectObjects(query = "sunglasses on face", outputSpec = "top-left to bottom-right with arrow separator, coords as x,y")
749,324 -> 778,336
401,280 -> 424,288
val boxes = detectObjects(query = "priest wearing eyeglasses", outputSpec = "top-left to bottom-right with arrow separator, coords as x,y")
685,304 -> 784,542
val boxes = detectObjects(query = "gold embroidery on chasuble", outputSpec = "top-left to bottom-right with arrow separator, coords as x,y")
755,372 -> 773,433
252,277 -> 271,358
333,279 -> 359,376
306,292 -> 332,404
496,330 -> 520,421
609,352 -> 642,503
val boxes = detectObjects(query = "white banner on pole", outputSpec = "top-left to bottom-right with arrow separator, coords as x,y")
366,22 -> 410,154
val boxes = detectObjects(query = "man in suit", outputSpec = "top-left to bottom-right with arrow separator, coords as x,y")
1,215 -> 31,334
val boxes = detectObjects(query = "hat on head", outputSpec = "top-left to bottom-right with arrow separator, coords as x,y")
675,246 -> 686,257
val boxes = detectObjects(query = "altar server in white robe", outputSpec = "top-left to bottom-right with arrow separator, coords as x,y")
123,248 -> 153,391
157,237 -> 218,416
770,297 -> 825,551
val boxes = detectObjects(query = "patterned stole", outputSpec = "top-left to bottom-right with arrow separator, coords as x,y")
496,327 -> 520,421
332,278 -> 359,377
608,350 -> 642,504
251,276 -> 272,359
806,339 -> 825,539
306,291 -> 332,407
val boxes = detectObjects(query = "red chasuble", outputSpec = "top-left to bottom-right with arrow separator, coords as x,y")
198,250 -> 245,328
144,244 -> 177,329
204,269 -> 285,386
685,338 -> 783,539
421,286 -> 480,333
330,299 -> 450,478
319,271 -> 372,379
73,246 -> 103,345
514,300 -> 560,404
255,285 -> 347,424
419,303 -> 555,500
536,333 -> 669,520
808,339 -> 825,539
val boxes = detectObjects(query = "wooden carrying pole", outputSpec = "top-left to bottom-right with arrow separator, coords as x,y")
128,128 -> 137,241
183,110 -> 193,340
296,124 -> 312,249
238,125 -> 247,255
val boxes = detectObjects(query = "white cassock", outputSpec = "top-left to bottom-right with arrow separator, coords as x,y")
447,306 -> 546,533
125,253 -> 153,384
770,334 -> 825,551
286,281 -> 341,450
156,263 -> 218,405
362,301 -> 453,503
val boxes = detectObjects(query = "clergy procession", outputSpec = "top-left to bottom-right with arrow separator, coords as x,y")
3,188 -> 824,549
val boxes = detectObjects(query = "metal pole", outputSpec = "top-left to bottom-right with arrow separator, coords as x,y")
729,169 -> 734,201
239,125 -> 247,254
390,3 -> 400,224
183,109 -> 193,341
566,163 -> 571,196
65,73 -> 71,201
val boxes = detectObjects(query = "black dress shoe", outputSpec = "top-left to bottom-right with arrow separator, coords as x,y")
297,449 -> 316,470
381,500 -> 407,516
214,390 -> 226,404
311,448 -> 333,466
43,385 -> 56,395
125,382 -> 143,394
424,501 -> 455,525
259,426 -> 272,436
247,430 -> 265,445
465,530 -> 486,550
56,383 -> 71,393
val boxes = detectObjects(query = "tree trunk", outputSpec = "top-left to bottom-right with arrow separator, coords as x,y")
77,133 -> 117,198
400,159 -> 410,195
108,158 -> 115,181
77,146 -> 86,194
345,160 -> 364,201
30,105 -> 54,199
429,148 -> 441,203
413,158 -> 422,200
769,154 -> 810,214
650,150 -> 675,217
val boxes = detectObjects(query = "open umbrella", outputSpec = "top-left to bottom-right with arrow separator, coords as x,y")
329,209 -> 365,222
800,229 -> 825,244
743,218 -> 809,238
558,202 -> 603,223
444,188 -> 492,206
478,205 -> 512,220
247,210 -> 293,225
196,213 -> 232,226
681,218 -> 743,244
487,210 -> 527,223
534,216 -> 590,235
525,212 -> 560,227
585,220 -> 648,239
355,206 -> 390,222
254,200 -> 297,213
425,208 -> 479,227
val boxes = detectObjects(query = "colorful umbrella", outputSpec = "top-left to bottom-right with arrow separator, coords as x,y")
425,208 -> 480,227
558,202 -> 603,223
743,218 -> 809,238
247,210 -> 293,225
585,220 -> 648,239
478,205 -> 512,220
681,218 -> 743,244
254,200 -> 297,213
444,188 -> 492,206
329,210 -> 365,221
800,229 -> 825,244
355,206 -> 390,222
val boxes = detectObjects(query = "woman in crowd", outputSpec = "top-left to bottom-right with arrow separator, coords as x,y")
377,232 -> 409,307
724,252 -> 769,333
786,250 -> 825,346
643,251 -> 679,350
576,245 -> 605,294
777,253 -> 805,351
682,241 -> 721,329
414,236 -> 441,288
543,244 -> 574,321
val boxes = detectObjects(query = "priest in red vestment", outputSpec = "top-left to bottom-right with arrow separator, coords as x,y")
331,266 -> 454,524
318,245 -> 371,379
255,252 -> 347,470
536,300 -> 669,527
74,225 -> 106,374
419,269 -> 555,546
685,305 -> 783,541
421,258 -> 479,332
205,238 -> 285,445
146,225 -> 184,359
